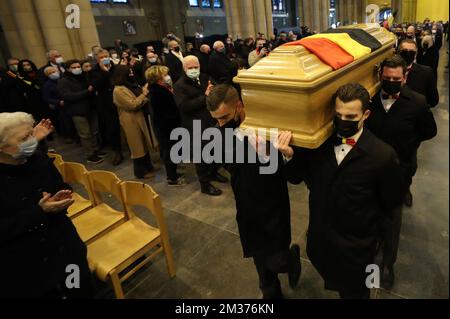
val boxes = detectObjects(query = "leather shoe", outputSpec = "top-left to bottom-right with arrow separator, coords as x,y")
210,172 -> 229,183
382,266 -> 395,289
112,152 -> 123,166
404,189 -> 413,207
288,244 -> 302,288
201,183 -> 222,196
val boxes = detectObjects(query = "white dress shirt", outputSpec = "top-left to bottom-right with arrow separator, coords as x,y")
380,91 -> 398,113
334,128 -> 364,166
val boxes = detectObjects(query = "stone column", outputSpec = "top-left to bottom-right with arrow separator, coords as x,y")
391,0 -> 402,23
0,0 -> 27,59
223,0 -> 273,39
299,0 -> 330,32
402,0 -> 417,23
6,0 -> 47,66
0,0 -> 100,66
71,0 -> 101,57
264,0 -> 274,36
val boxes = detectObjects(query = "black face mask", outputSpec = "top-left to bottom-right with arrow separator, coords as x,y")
382,80 -> 402,95
334,116 -> 361,138
399,50 -> 416,65
217,109 -> 241,131
406,35 -> 414,39
174,47 -> 181,53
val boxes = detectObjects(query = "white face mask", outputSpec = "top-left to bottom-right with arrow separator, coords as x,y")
12,137 -> 39,160
186,68 -> 200,80
148,57 -> 157,63
49,72 -> 60,80
55,57 -> 64,64
111,54 -> 118,59
164,75 -> 173,87
71,67 -> 82,75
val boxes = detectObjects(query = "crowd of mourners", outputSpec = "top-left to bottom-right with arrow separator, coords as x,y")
0,17 -> 446,299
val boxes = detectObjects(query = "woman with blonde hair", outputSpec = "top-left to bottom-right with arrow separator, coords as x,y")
112,65 -> 157,179
146,65 -> 186,186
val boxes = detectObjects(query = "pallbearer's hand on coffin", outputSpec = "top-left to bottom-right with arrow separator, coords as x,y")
276,131 -> 294,160
248,133 -> 270,158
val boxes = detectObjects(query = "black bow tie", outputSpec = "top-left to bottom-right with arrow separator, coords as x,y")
382,93 -> 400,100
334,136 -> 357,147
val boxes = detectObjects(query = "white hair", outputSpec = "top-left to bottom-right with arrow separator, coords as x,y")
46,49 -> 59,59
44,66 -> 57,76
422,35 -> 434,48
213,41 -> 224,49
182,55 -> 200,69
0,112 -> 35,145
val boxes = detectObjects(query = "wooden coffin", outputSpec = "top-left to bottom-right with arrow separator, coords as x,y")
233,24 -> 396,148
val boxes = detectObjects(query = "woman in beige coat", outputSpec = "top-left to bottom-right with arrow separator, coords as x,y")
112,65 -> 157,179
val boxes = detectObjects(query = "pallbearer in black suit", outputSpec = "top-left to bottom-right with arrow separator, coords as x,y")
278,84 -> 404,299
206,84 -> 301,299
366,56 -> 437,288
398,39 -> 439,108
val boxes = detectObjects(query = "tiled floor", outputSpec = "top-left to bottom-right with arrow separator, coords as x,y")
52,48 -> 449,299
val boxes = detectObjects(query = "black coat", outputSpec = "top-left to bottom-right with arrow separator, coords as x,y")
90,63 -> 116,112
57,72 -> 92,117
196,52 -> 210,75
407,63 -> 439,108
149,83 -> 181,137
0,152 -> 91,298
42,78 -> 61,108
0,70 -> 27,113
208,51 -> 237,84
226,136 -> 291,258
283,129 -> 404,291
417,46 -> 440,78
165,52 -> 184,84
366,87 -> 437,164
173,73 -> 215,133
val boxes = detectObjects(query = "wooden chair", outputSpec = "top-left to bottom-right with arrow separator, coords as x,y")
72,171 -> 126,245
48,153 -> 64,176
60,162 -> 95,219
87,181 -> 176,299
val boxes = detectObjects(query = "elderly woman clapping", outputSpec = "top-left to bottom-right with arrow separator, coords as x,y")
0,112 -> 93,299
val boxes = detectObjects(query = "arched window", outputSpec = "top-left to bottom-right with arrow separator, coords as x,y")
272,0 -> 287,14
379,8 -> 392,21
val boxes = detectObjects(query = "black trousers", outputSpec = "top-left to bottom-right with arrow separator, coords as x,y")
98,105 -> 122,152
195,162 -> 219,184
381,154 -> 416,269
252,249 -> 292,299
382,206 -> 403,268
156,128 -> 179,181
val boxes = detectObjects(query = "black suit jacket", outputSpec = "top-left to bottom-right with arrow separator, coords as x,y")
173,73 -> 215,134
407,63 -> 439,108
208,51 -> 237,84
366,87 -> 437,164
165,52 -> 184,84
196,52 -> 210,76
283,129 -> 404,291
417,46 -> 440,78
226,136 -> 291,258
